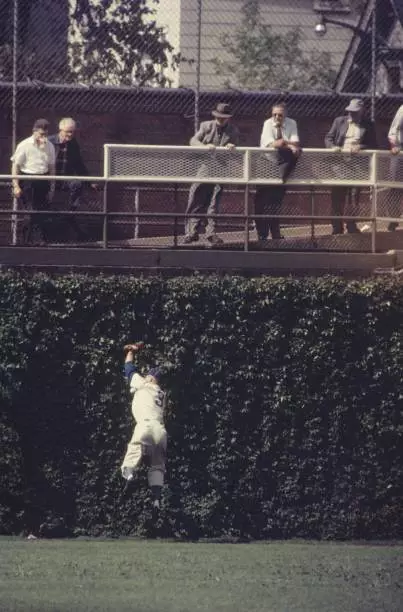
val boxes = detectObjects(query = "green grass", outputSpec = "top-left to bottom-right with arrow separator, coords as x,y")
0,537 -> 402,612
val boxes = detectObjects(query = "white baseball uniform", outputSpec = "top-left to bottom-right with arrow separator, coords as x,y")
121,368 -> 167,488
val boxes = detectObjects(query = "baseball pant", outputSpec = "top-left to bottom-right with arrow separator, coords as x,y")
121,419 -> 167,487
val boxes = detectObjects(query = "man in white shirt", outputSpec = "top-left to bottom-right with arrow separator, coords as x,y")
121,342 -> 167,510
387,105 -> 403,231
11,118 -> 56,244
254,103 -> 300,241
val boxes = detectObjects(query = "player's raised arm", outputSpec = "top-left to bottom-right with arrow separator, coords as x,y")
123,342 -> 144,384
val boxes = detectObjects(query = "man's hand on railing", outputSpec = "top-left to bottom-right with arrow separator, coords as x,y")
225,143 -> 236,150
331,146 -> 342,153
391,146 -> 401,156
288,144 -> 300,156
207,144 -> 216,151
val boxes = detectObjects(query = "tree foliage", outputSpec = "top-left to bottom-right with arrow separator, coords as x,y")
69,0 -> 181,87
0,0 -> 182,87
0,0 -> 69,82
212,0 -> 337,91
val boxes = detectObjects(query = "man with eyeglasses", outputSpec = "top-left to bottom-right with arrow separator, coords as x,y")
255,103 -> 300,241
49,117 -> 96,241
11,118 -> 56,244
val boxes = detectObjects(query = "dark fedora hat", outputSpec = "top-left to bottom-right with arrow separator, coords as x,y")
211,103 -> 233,118
345,98 -> 364,112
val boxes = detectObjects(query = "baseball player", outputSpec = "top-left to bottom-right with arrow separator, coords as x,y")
121,342 -> 167,509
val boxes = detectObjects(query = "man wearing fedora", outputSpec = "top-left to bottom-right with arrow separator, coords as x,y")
325,98 -> 377,235
184,102 -> 240,246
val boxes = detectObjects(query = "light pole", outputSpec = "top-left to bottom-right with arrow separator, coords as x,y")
314,6 -> 393,122
194,0 -> 202,132
12,0 -> 19,246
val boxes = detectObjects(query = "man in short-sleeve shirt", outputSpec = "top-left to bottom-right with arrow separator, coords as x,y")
11,118 -> 56,243
254,103 -> 300,241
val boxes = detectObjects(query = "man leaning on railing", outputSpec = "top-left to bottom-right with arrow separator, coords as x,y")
324,98 -> 377,235
184,103 -> 240,247
254,102 -> 300,242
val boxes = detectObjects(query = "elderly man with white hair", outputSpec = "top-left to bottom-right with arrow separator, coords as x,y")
48,117 -> 94,241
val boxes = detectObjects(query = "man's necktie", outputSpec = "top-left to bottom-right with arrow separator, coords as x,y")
213,128 -> 223,146
275,124 -> 282,140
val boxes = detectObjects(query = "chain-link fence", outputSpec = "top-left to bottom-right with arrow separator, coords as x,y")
1,0 -> 403,134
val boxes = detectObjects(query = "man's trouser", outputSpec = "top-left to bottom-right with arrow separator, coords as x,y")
185,183 -> 223,238
331,187 -> 361,233
56,180 -> 86,240
20,173 -> 51,243
121,419 -> 167,487
254,185 -> 286,239
254,148 -> 298,239
57,179 -> 84,209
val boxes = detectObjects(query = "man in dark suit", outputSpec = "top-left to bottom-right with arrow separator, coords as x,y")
184,103 -> 240,246
325,98 -> 377,234
49,117 -> 95,241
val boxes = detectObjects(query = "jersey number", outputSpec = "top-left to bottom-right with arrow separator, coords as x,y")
155,390 -> 165,408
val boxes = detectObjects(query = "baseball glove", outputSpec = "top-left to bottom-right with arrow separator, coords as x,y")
123,341 -> 145,353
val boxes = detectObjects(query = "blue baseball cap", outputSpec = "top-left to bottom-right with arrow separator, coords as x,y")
148,367 -> 162,381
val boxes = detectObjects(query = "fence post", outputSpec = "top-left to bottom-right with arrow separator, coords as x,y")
11,0 -> 19,246
194,0 -> 202,132
371,151 -> 378,254
134,187 -> 140,239
243,149 -> 251,252
173,184 -> 179,248
102,144 -> 109,249
310,187 -> 316,247
370,0 -> 377,123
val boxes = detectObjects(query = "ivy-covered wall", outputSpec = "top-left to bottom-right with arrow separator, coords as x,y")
0,272 -> 402,539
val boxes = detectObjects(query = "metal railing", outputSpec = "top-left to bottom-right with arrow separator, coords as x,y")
1,146 -> 402,253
